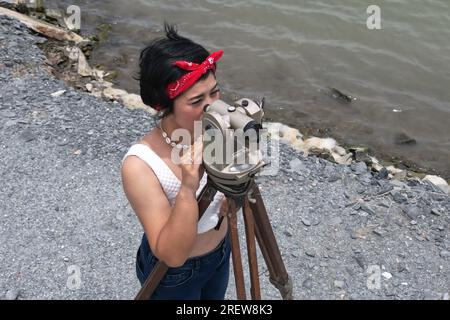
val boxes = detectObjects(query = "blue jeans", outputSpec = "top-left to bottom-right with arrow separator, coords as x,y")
136,231 -> 231,300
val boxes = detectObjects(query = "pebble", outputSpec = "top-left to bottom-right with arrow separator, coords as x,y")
0,110 -> 16,118
301,217 -> 311,226
283,230 -> 292,237
403,206 -> 421,220
392,192 -> 407,204
328,174 -> 341,183
305,250 -> 316,257
351,162 -> 367,175
302,278 -> 313,289
353,253 -> 366,269
439,250 -> 450,258
430,208 -> 441,216
443,293 -> 449,300
56,138 -> 69,146
19,129 -> 35,142
377,184 -> 394,195
376,167 -> 389,179
373,228 -> 386,237
382,272 -> 392,279
378,201 -> 390,208
356,185 -> 366,194
329,217 -> 342,225
289,158 -> 307,173
334,280 -> 345,289
5,289 -> 20,300
360,204 -> 375,215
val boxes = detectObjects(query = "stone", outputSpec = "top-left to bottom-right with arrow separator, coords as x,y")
102,87 -> 128,101
377,184 -> 394,195
329,217 -> 342,225
327,173 -> 341,183
0,110 -> 16,118
392,192 -> 407,204
373,229 -> 386,237
351,162 -> 367,175
334,280 -> 345,289
430,208 -> 441,216
403,205 -> 421,220
50,90 -> 66,97
289,158 -> 307,173
423,175 -> 450,194
394,132 -> 416,145
376,167 -> 389,179
440,250 -> 450,259
382,272 -> 392,279
393,170 -> 407,180
56,138 -> 69,146
19,129 -> 35,142
390,180 -> 408,189
305,249 -> 316,257
301,217 -> 311,226
360,204 -> 375,215
5,289 -> 20,300
120,94 -> 157,115
4,120 -> 17,127
302,278 -> 313,289
45,8 -> 64,20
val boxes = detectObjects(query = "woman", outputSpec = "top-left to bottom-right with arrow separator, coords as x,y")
121,23 -> 230,300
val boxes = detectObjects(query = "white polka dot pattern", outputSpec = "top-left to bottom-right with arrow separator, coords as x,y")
121,144 -> 225,233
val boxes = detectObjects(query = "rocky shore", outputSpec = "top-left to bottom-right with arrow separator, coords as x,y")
0,12 -> 449,300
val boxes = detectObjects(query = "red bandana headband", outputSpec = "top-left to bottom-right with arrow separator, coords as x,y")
166,50 -> 224,99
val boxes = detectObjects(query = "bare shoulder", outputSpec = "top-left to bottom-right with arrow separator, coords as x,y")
121,154 -> 172,252
121,155 -> 166,206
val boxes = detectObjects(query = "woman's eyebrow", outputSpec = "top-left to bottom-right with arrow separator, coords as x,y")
188,82 -> 219,101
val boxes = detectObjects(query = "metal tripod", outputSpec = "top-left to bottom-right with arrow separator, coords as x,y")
135,176 -> 293,300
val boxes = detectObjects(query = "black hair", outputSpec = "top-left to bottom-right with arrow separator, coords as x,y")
138,22 -> 215,118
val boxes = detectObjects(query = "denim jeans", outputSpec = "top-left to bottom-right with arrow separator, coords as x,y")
136,231 -> 231,300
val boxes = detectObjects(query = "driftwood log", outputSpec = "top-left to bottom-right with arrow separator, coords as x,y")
0,7 -> 84,43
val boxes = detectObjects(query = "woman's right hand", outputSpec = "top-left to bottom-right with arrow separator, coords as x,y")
180,136 -> 204,192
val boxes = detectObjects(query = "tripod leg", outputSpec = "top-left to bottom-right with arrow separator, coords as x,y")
227,198 -> 247,300
243,197 -> 261,300
248,183 -> 293,300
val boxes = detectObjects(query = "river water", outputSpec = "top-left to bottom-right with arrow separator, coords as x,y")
52,0 -> 450,178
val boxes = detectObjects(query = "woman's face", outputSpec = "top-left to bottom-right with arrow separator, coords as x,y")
171,72 -> 220,133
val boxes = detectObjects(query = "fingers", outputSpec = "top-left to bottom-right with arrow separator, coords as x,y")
191,135 -> 203,165
179,135 -> 203,165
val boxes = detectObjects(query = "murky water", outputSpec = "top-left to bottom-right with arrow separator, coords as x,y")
52,0 -> 450,178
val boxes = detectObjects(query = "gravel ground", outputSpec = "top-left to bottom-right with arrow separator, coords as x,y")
0,15 -> 449,300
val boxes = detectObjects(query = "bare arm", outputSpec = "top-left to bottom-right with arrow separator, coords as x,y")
121,139 -> 204,267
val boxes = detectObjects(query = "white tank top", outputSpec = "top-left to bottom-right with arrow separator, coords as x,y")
121,143 -> 225,234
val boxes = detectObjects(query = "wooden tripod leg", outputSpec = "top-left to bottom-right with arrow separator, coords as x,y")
243,197 -> 261,300
227,198 -> 247,300
248,184 -> 293,300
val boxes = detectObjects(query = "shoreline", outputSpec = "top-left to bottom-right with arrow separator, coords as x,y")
3,4 -> 445,187
1,7 -> 449,300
